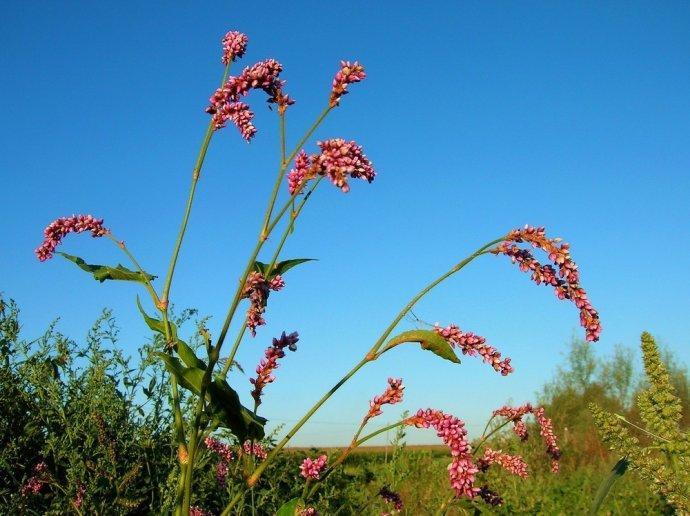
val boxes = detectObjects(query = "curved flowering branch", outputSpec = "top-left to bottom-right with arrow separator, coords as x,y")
330,61 -> 366,107
434,324 -> 513,375
250,331 -> 299,407
492,225 -> 601,342
221,31 -> 248,64
405,409 -> 479,498
286,139 -> 376,194
35,215 -> 109,261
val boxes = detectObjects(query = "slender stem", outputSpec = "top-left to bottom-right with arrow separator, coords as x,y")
247,356 -> 371,487
106,234 -> 161,305
307,420 -> 406,499
280,113 -> 287,166
162,62 -> 231,306
614,414 -> 671,443
261,106 -> 330,237
472,418 -> 514,456
369,238 -> 505,357
219,325 -> 247,379
220,490 -> 244,516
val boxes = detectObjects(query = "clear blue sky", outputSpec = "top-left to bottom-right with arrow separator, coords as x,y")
2,2 -> 689,446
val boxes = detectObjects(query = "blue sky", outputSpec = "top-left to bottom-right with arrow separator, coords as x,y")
2,2 -> 689,446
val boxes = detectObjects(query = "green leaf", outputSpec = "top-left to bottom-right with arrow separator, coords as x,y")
137,297 -> 205,369
154,353 -> 265,441
589,458 -> 629,515
59,252 -> 156,283
384,329 -> 460,364
253,258 -> 315,279
276,498 -> 306,516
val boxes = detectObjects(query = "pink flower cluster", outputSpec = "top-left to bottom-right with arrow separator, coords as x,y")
300,454 -> 328,480
286,139 -> 376,194
250,331 -> 299,406
206,58 -> 293,139
534,407 -> 561,473
241,272 -> 285,336
204,436 -> 235,486
478,448 -> 528,478
330,61 -> 366,107
405,409 -> 479,498
221,31 -> 248,64
243,440 -> 268,460
434,324 -> 513,376
20,462 -> 48,497
379,486 -> 404,511
35,215 -> 109,261
300,509 -> 318,516
190,507 -> 213,516
492,225 -> 601,342
492,403 -> 561,472
363,378 -> 404,424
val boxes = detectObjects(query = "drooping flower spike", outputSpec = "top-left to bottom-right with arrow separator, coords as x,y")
35,214 -> 109,261
221,31 -> 248,64
286,139 -> 376,194
299,454 -> 328,480
363,377 -> 404,425
206,58 -> 294,140
250,331 -> 299,406
435,324 -> 513,376
241,272 -> 285,336
330,61 -> 366,107
204,436 -> 234,486
477,448 -> 528,478
492,225 -> 601,342
405,409 -> 479,498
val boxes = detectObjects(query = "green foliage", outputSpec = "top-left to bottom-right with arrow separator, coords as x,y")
384,329 -> 460,363
590,332 -> 690,512
59,252 -> 156,283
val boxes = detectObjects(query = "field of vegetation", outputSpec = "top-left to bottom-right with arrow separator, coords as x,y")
2,295 -> 687,514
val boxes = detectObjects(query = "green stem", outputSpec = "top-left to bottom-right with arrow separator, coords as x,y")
162,62 -> 231,307
219,325 -> 247,379
220,490 -> 244,516
107,234 -> 161,306
473,418 -> 514,456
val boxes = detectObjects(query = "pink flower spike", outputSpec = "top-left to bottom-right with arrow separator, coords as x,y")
492,225 -> 601,342
533,407 -> 561,472
242,272 -> 286,336
435,324 -> 513,375
405,409 -> 479,498
363,377 -> 404,424
221,31 -> 248,64
242,440 -> 268,460
492,403 -> 533,441
477,448 -> 528,478
35,215 -> 109,261
315,139 -> 376,193
300,454 -> 328,480
330,61 -> 366,107
250,331 -> 299,406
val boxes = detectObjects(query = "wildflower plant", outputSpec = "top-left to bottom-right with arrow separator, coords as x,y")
589,332 -> 689,513
34,28 -> 602,515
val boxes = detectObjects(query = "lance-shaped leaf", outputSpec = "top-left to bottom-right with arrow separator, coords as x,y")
589,457 -> 629,515
253,258 -> 315,279
59,252 -> 156,283
384,329 -> 460,364
276,498 -> 306,516
137,297 -> 206,370
154,353 -> 266,440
